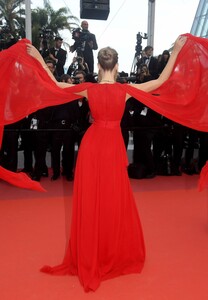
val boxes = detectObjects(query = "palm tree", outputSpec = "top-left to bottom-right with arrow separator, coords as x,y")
32,0 -> 79,48
0,0 -> 25,37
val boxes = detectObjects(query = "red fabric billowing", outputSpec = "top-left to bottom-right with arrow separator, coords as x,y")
1,34 -> 208,190
123,33 -> 208,132
0,166 -> 45,191
0,39 -> 92,126
0,39 -> 91,190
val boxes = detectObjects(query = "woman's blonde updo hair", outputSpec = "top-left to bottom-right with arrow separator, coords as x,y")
97,47 -> 118,71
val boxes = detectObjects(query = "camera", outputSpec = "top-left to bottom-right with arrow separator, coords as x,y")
72,28 -> 91,42
39,27 -> 54,41
0,25 -> 11,37
71,77 -> 80,84
76,57 -> 83,64
72,28 -> 82,40
117,72 -> 137,83
72,27 -> 92,53
135,32 -> 148,56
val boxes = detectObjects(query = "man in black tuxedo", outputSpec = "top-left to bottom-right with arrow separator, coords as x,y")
49,37 -> 67,77
28,60 -> 56,181
70,20 -> 98,74
0,120 -> 22,172
137,45 -> 158,79
50,71 -> 90,181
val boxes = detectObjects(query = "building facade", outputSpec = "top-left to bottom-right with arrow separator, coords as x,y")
191,0 -> 208,37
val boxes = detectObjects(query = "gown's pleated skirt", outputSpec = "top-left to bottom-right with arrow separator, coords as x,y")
41,122 -> 145,292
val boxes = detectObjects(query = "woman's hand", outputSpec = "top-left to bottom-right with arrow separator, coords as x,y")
129,35 -> 188,94
26,43 -> 57,83
173,35 -> 187,54
26,44 -> 44,64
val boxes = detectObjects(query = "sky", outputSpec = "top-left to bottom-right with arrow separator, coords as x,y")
31,0 -> 199,74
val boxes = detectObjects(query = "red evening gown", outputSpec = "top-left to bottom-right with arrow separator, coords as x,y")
41,83 -> 145,292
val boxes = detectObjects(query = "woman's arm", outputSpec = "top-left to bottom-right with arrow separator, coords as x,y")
26,43 -> 88,97
27,43 -> 77,89
129,35 -> 187,94
26,44 -> 65,85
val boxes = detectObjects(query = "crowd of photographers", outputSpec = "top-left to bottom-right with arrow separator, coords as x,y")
1,23 -> 208,181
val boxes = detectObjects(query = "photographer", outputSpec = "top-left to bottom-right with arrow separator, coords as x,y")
129,65 -> 162,179
39,37 -> 50,59
70,20 -> 98,74
138,45 -> 159,79
50,71 -> 90,181
136,64 -> 152,83
38,27 -> 54,59
67,56 -> 89,76
50,73 -> 79,181
48,37 -> 67,77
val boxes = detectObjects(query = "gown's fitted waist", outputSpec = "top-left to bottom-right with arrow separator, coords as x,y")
93,120 -> 120,129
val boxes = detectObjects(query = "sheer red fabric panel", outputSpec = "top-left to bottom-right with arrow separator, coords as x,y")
0,39 -> 92,126
124,34 -> 208,132
0,41 -> 91,189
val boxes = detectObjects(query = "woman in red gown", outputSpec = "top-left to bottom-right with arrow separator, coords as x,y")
1,34 -> 208,291
22,35 -> 186,292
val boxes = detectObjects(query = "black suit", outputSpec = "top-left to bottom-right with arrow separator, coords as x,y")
148,56 -> 159,79
33,107 -> 53,178
0,120 -> 22,172
50,100 -> 90,178
132,99 -> 162,177
49,47 -> 67,77
20,115 -> 35,172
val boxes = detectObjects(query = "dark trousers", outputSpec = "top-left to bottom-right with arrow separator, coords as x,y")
153,125 -> 184,168
133,128 -> 156,174
33,130 -> 50,176
183,129 -> 198,168
121,128 -> 129,150
0,127 -> 19,172
21,129 -> 35,171
51,125 -> 77,176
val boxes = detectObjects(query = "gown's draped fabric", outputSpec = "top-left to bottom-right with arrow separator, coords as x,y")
1,34 -> 208,290
0,166 -> 46,192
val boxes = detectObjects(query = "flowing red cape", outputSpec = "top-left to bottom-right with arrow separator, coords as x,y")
0,34 -> 208,190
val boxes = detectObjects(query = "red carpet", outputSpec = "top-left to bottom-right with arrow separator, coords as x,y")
1,174 -> 208,300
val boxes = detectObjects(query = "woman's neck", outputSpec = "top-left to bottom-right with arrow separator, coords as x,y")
99,74 -> 116,83
98,66 -> 118,83
100,79 -> 115,82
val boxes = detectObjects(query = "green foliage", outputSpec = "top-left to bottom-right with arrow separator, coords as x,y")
31,0 -> 79,48
0,0 -> 25,39
0,0 -> 79,47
